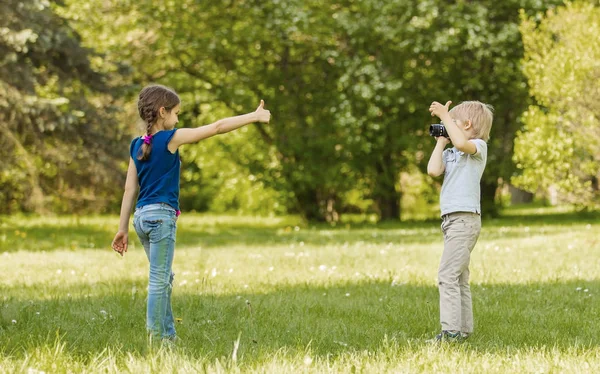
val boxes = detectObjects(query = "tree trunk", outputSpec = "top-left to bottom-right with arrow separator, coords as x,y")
373,154 -> 401,221
294,187 -> 339,222
480,179 -> 499,218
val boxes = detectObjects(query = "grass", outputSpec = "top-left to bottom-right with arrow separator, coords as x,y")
1,206 -> 600,373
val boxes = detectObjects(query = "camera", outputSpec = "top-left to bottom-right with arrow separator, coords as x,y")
429,123 -> 449,138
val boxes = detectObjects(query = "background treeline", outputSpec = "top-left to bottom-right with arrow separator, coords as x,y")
1,0 -> 598,221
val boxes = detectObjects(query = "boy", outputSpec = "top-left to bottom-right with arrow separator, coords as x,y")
426,100 -> 494,342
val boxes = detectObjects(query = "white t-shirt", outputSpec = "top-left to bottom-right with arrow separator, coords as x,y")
439,139 -> 487,217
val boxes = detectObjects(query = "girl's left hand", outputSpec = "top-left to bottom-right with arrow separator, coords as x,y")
429,101 -> 452,118
111,231 -> 128,256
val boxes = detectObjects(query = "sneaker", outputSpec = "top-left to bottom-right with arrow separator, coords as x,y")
460,332 -> 471,340
430,330 -> 462,343
161,335 -> 180,348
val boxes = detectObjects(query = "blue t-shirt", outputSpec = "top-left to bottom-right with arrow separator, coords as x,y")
130,129 -> 181,211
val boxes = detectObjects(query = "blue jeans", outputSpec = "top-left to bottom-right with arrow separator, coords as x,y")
133,203 -> 177,339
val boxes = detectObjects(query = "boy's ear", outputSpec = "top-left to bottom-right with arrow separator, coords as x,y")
159,107 -> 166,118
465,120 -> 473,129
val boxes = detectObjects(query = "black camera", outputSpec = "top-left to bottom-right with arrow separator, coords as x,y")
429,123 -> 449,138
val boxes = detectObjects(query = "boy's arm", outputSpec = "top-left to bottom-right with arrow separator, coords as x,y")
427,138 -> 449,177
430,101 -> 477,155
112,157 -> 138,256
168,100 -> 271,152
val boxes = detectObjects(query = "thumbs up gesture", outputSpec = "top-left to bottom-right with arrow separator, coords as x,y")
255,100 -> 271,123
429,100 -> 452,118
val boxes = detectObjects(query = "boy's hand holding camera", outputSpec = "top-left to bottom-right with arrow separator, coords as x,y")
429,100 -> 477,155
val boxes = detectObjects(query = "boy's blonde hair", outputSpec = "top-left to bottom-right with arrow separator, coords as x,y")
449,101 -> 494,142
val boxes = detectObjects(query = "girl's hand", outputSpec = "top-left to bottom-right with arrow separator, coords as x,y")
429,101 -> 452,118
111,231 -> 128,256
255,100 -> 271,123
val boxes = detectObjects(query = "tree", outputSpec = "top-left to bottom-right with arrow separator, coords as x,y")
61,0 -> 563,220
0,0 -> 129,213
513,1 -> 600,206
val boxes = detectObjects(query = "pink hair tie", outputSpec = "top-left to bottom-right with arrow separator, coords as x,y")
142,134 -> 152,144
176,210 -> 181,217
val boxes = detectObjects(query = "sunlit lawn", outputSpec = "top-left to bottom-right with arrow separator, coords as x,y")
1,206 -> 600,373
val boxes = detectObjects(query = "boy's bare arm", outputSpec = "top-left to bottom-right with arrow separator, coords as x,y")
427,138 -> 448,177
430,101 -> 477,154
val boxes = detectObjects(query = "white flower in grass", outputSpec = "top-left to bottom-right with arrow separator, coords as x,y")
584,289 -> 589,293
294,226 -> 300,232
210,268 -> 218,277
576,287 -> 582,291
229,268 -> 233,273
318,265 -> 327,271
56,269 -> 62,274
11,320 -> 16,324
36,312 -> 40,315
27,368 -> 46,374
345,293 -> 350,297
322,293 -> 327,296
334,340 -> 348,347
268,266 -> 274,271
303,356 -> 313,366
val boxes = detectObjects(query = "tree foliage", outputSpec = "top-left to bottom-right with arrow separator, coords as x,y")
513,1 -> 600,205
2,0 -> 570,219
0,0 -> 129,213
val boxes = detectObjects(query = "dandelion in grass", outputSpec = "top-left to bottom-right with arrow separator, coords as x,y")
11,319 -> 16,324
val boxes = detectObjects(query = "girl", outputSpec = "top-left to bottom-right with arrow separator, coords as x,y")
111,84 -> 271,344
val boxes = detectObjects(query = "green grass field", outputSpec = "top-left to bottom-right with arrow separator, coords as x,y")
1,207 -> 600,373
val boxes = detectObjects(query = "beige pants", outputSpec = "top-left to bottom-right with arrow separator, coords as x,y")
439,212 -> 481,333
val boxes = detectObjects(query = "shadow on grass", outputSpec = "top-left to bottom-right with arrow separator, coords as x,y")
1,279 -> 599,362
2,209 -> 599,253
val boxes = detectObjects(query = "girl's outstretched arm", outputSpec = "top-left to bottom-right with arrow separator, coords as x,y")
167,100 -> 271,152
111,157 -> 138,256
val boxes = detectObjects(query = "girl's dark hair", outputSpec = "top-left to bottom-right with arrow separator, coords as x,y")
136,84 -> 180,161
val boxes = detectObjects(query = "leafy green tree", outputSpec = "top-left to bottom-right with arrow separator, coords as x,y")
61,0 -> 563,220
513,1 -> 600,206
0,0 -> 128,213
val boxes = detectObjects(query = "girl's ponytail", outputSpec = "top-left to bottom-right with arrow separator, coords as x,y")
136,85 -> 180,161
